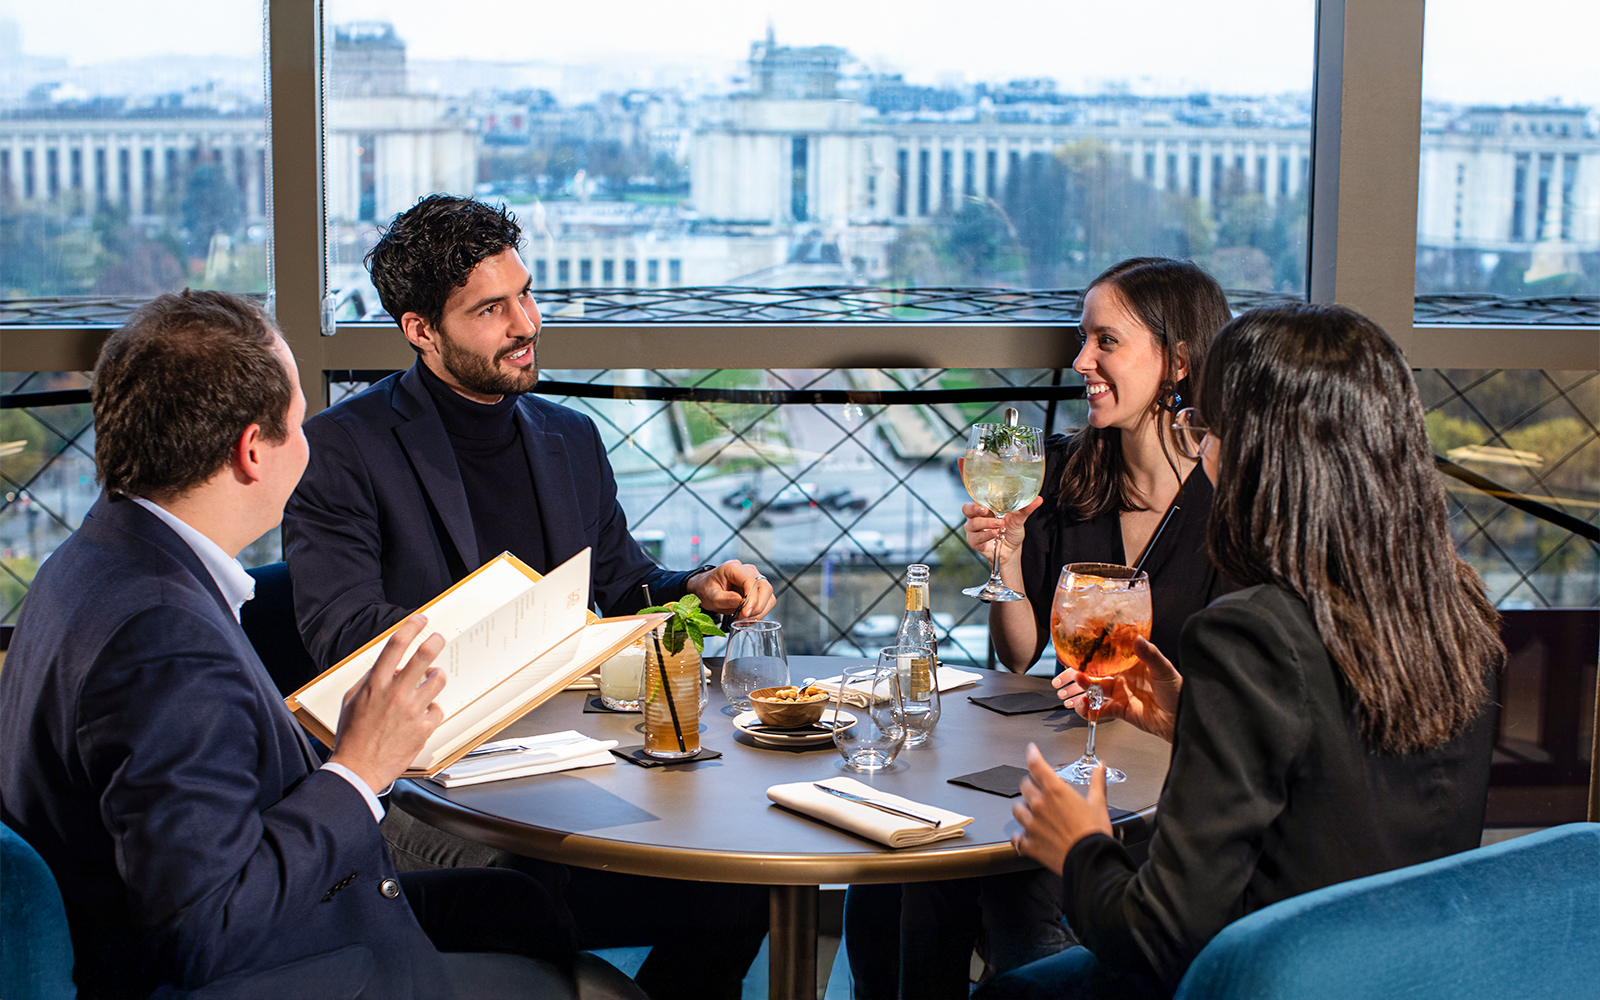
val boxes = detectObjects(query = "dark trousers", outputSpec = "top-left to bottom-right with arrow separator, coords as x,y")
846,872 -> 1072,1000
385,808 -> 768,1000
401,869 -> 647,1000
401,868 -> 578,975
970,946 -> 1164,1000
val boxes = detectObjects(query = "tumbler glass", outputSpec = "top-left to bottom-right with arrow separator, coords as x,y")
722,619 -> 789,710
830,653 -> 907,771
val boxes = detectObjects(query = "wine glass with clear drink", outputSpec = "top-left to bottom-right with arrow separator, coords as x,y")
962,422 -> 1046,602
1051,563 -> 1152,784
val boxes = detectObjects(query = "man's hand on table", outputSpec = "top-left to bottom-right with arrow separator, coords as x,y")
1011,743 -> 1113,876
329,614 -> 448,795
687,560 -> 776,619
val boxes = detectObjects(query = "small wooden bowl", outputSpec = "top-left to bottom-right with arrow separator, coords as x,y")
748,686 -> 829,728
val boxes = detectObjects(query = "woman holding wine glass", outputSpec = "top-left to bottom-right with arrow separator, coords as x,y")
845,258 -> 1235,1000
965,257 -> 1235,680
984,304 -> 1501,999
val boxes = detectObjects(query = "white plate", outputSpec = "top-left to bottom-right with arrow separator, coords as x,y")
733,710 -> 856,747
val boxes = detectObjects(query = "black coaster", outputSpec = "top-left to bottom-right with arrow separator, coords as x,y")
968,691 -> 1063,715
610,745 -> 722,767
583,696 -> 637,714
948,765 -> 1152,832
948,764 -> 1030,797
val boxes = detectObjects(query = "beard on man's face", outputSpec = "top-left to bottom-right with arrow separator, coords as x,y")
437,327 -> 539,398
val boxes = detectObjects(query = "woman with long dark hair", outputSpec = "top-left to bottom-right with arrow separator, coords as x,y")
968,257 -> 1235,675
985,304 -> 1502,998
846,259 -> 1236,1000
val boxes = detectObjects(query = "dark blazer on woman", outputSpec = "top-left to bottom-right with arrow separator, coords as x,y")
1022,438 -> 1232,669
1062,584 -> 1495,995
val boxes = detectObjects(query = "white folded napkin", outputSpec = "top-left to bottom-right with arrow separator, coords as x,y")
563,671 -> 601,691
817,666 -> 984,707
767,776 -> 973,848
429,731 -> 617,787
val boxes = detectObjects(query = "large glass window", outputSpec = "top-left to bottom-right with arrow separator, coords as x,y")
0,2 -> 269,321
1415,0 -> 1600,323
326,0 -> 1314,320
1422,367 -> 1598,608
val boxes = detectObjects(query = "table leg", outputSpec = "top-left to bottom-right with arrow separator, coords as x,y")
768,884 -> 819,1000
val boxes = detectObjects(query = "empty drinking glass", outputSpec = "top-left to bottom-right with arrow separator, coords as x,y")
831,653 -> 908,771
723,619 -> 789,710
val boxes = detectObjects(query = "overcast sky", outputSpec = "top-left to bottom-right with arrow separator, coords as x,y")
3,0 -> 1597,104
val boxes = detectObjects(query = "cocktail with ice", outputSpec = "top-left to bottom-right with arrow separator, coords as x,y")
1051,563 -> 1151,784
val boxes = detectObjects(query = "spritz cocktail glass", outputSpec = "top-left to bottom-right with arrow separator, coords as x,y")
1052,563 -> 1151,784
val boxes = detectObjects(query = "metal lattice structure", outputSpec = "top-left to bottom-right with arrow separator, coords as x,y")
5,365 -> 1597,646
1413,295 -> 1600,326
1420,368 -> 1600,608
13,288 -> 1597,327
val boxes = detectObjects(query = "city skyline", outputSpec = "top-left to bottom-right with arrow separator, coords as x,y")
4,1 -> 1599,107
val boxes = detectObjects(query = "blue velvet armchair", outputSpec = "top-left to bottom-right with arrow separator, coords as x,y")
1,821 -> 76,1000
1174,822 -> 1600,1000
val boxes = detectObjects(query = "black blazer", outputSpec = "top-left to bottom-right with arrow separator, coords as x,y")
283,363 -> 690,669
0,496 -> 449,999
1062,585 -> 1495,995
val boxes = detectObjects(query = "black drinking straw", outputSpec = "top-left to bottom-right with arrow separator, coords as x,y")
649,629 -> 688,753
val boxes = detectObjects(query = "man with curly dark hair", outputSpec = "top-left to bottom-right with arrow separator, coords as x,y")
283,195 -> 773,999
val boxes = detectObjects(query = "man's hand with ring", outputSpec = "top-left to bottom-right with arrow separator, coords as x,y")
688,560 -> 776,619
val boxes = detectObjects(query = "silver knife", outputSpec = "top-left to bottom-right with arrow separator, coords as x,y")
465,735 -> 588,759
813,783 -> 942,827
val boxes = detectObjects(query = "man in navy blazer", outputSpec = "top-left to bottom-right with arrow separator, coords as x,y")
0,291 -> 605,999
282,199 -> 774,670
281,196 -> 774,999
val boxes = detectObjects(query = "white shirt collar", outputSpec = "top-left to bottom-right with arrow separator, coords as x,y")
131,497 -> 257,621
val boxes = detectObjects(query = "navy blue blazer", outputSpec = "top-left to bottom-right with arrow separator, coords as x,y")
0,496 -> 449,999
283,362 -> 690,669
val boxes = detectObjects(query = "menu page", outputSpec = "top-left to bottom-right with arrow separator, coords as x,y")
413,617 -> 649,771
292,549 -> 590,732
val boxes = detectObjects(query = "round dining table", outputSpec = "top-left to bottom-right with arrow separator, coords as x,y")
391,655 -> 1173,1000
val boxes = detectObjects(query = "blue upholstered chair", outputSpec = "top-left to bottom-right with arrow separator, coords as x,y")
1174,822 -> 1600,1000
1,822 -> 76,1000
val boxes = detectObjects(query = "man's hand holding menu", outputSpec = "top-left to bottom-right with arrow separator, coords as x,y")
288,548 -> 667,776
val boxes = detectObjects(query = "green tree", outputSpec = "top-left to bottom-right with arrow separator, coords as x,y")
942,199 -> 1022,285
181,164 -> 244,255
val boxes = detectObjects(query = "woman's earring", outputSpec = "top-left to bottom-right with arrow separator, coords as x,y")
1158,380 -> 1182,413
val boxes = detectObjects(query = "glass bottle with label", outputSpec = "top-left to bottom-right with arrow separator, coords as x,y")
895,563 -> 942,745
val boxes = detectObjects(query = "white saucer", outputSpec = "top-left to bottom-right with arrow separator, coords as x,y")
733,710 -> 856,747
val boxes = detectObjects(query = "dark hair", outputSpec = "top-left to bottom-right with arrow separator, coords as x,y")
1054,257 -> 1232,519
1199,303 -> 1500,753
366,195 -> 523,350
92,290 -> 290,500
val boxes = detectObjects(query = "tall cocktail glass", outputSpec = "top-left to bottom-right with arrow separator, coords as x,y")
641,625 -> 703,759
961,422 -> 1046,602
1051,563 -> 1151,784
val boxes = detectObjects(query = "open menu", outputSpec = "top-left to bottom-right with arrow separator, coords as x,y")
285,548 -> 666,777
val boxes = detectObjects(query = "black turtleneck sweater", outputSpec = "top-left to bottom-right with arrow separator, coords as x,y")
417,361 -> 548,574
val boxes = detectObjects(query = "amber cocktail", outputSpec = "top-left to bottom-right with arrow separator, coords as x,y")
1051,563 -> 1151,784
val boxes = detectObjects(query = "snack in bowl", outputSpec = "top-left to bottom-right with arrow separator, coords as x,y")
748,685 -> 829,728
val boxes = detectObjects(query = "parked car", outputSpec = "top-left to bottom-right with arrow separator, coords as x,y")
819,488 -> 869,512
720,484 -> 758,511
849,614 -> 900,639
768,483 -> 823,513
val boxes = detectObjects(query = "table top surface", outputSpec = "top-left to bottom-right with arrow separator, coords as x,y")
391,655 -> 1173,885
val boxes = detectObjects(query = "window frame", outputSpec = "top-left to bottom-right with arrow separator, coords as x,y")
1,0 -> 1595,410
